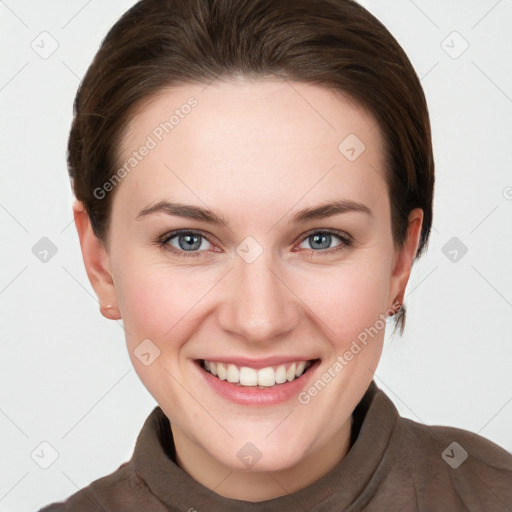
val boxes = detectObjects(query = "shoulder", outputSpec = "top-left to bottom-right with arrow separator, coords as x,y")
402,417 -> 512,467
397,416 -> 512,509
37,462 -> 171,512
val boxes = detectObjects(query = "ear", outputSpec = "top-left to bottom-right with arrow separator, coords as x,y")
73,200 -> 120,320
387,208 -> 424,312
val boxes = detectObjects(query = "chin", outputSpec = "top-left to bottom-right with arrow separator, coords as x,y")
207,429 -> 311,473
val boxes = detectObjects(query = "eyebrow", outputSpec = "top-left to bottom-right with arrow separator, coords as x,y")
136,199 -> 372,226
289,199 -> 372,224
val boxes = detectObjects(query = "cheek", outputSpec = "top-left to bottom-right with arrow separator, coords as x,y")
295,256 -> 392,347
114,263 -> 200,399
115,260 -> 221,350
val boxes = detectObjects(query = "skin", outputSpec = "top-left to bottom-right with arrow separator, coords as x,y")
74,78 -> 423,502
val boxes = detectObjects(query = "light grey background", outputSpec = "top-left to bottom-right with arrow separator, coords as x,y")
1,1 -> 511,510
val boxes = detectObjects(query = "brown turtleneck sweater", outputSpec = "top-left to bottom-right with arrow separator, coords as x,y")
38,381 -> 512,511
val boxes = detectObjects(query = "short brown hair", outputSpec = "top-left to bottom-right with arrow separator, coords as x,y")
68,0 -> 435,334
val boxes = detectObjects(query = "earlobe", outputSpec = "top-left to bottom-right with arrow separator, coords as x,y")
388,208 -> 424,309
73,200 -> 121,320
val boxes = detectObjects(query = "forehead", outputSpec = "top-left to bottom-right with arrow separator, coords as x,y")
115,79 -> 388,220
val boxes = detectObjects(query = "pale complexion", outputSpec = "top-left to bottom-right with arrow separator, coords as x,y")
74,78 -> 423,502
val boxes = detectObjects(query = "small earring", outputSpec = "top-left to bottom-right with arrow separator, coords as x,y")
100,304 -> 117,318
100,304 -> 114,314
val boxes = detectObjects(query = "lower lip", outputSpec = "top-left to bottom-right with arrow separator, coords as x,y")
194,359 -> 320,407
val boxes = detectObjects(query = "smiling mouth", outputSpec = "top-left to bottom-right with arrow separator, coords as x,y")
198,358 -> 319,388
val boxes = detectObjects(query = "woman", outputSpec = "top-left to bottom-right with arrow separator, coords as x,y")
39,0 -> 512,510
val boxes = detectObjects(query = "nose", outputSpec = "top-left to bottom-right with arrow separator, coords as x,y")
217,249 -> 302,345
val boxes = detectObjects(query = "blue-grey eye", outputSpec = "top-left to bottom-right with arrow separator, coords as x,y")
167,232 -> 212,252
299,232 -> 344,251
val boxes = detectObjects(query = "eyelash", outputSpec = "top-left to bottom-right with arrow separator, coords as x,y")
156,228 -> 353,258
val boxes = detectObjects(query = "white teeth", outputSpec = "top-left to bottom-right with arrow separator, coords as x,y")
275,365 -> 287,384
257,367 -> 275,387
202,359 -> 313,387
296,361 -> 306,377
217,363 -> 227,380
286,362 -> 296,382
227,364 -> 239,383
239,367 -> 258,386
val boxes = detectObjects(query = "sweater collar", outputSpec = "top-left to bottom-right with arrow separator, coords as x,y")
132,380 -> 400,511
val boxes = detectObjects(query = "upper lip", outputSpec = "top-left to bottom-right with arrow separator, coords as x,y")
197,356 -> 319,369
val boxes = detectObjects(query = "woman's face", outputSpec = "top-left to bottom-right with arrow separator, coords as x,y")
96,79 -> 421,474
